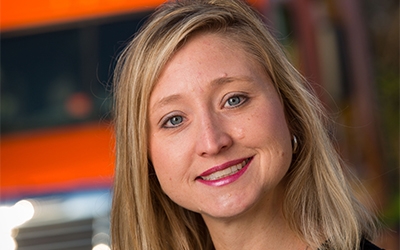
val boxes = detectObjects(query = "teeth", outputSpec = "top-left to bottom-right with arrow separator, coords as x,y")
201,159 -> 248,181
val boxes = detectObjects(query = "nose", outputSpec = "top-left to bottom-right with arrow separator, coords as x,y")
195,113 -> 233,157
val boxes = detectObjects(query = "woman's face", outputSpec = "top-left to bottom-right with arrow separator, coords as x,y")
148,33 -> 292,221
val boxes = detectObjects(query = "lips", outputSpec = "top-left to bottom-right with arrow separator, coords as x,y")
199,158 -> 250,181
196,157 -> 253,184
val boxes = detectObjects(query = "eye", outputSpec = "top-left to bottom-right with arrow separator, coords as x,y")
224,95 -> 247,108
163,115 -> 184,128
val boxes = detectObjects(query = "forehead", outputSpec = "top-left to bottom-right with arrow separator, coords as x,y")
155,32 -> 258,86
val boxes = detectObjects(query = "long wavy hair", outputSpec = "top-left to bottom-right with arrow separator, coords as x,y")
111,0 -> 379,249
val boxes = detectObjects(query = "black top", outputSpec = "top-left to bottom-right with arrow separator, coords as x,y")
319,238 -> 383,249
360,238 -> 383,250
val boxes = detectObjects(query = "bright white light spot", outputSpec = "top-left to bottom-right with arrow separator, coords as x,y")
0,206 -> 12,233
14,200 -> 35,226
0,234 -> 17,250
92,243 -> 111,250
0,200 -> 35,233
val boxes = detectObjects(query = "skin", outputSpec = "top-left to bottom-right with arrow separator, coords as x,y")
148,33 -> 306,249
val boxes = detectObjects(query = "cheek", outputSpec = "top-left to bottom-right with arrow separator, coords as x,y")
149,136 -> 190,188
151,154 -> 177,198
250,103 -> 290,137
149,138 -> 171,182
246,103 -> 292,163
150,145 -> 171,175
150,143 -> 193,208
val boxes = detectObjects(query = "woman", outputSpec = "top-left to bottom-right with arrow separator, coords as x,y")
111,0 -> 382,249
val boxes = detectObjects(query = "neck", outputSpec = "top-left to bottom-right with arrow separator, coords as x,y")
202,187 -> 306,250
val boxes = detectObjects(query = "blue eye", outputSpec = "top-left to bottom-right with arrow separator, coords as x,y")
225,95 -> 247,108
163,115 -> 183,128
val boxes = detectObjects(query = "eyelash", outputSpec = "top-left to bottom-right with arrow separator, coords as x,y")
223,94 -> 248,108
161,114 -> 185,128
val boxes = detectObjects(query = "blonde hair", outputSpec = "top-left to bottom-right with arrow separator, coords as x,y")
111,0 -> 379,249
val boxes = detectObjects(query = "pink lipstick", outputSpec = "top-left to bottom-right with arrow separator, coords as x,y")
196,157 -> 253,187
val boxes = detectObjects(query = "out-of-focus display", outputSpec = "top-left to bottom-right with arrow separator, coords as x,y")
1,1 -> 159,249
0,190 -> 111,250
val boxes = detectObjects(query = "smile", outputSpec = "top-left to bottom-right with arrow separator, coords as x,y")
200,158 -> 250,181
196,157 -> 253,187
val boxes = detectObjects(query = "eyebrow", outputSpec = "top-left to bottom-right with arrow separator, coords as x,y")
210,76 -> 254,87
153,94 -> 183,110
152,75 -> 254,110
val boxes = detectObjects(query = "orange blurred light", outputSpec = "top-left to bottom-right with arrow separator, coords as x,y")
0,123 -> 115,198
0,0 -> 267,32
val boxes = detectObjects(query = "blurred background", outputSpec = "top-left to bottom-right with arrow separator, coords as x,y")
0,0 -> 398,249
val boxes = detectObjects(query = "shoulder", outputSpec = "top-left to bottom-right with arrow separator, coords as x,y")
360,238 -> 384,250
